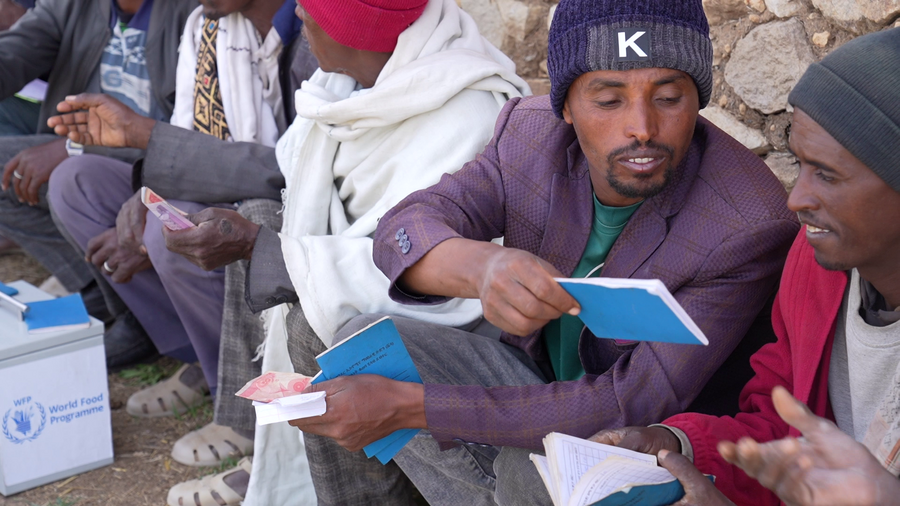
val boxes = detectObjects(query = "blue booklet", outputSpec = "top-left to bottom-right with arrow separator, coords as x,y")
590,476 -> 714,506
0,282 -> 18,296
311,316 -> 422,464
556,278 -> 707,345
24,294 -> 91,334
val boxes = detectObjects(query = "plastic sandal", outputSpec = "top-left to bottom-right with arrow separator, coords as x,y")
171,423 -> 254,467
126,363 -> 209,417
167,457 -> 251,506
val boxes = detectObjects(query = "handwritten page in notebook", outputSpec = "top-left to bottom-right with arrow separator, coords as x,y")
569,457 -> 676,506
549,433 -> 657,506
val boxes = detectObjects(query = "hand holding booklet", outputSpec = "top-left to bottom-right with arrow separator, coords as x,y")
531,433 -> 711,506
236,317 -> 421,463
556,277 -> 708,345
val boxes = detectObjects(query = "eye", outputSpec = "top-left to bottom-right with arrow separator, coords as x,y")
656,95 -> 682,105
814,169 -> 834,182
595,99 -> 620,108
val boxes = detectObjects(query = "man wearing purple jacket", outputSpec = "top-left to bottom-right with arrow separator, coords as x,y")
290,0 -> 799,504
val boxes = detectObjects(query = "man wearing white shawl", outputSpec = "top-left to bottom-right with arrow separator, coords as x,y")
158,0 -> 529,503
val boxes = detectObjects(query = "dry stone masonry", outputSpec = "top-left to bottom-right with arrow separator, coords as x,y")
455,0 -> 898,190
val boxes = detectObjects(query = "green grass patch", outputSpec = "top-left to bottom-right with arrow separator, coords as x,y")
118,362 -> 180,387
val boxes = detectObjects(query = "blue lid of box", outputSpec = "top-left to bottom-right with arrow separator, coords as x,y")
0,281 -> 103,362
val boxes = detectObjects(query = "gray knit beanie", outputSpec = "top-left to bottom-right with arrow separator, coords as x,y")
547,0 -> 713,118
789,28 -> 900,193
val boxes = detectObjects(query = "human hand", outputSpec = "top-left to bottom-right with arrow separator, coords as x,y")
86,227 -> 151,283
589,426 -> 681,456
47,93 -> 155,149
477,248 -> 580,336
0,0 -> 27,31
658,449 -> 733,506
718,386 -> 900,506
116,191 -> 148,255
1,139 -> 67,205
288,375 -> 426,452
162,207 -> 260,271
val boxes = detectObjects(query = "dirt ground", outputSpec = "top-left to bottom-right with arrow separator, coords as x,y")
0,252 -> 219,506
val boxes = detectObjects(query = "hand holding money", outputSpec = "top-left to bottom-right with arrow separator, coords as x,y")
161,207 -> 261,272
236,372 -> 325,424
235,371 -> 314,402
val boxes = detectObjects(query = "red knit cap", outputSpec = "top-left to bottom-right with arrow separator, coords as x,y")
301,0 -> 429,53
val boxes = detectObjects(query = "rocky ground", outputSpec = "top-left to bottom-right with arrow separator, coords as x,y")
0,252 -> 218,506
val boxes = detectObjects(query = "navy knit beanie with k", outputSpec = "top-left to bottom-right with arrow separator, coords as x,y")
788,28 -> 900,193
547,0 -> 713,118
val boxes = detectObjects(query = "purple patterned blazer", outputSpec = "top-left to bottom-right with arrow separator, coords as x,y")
374,95 -> 799,450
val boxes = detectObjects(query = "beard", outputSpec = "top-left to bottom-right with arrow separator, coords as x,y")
604,140 -> 676,200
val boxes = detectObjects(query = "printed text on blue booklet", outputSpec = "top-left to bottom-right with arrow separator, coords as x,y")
556,278 -> 708,345
311,316 -> 422,464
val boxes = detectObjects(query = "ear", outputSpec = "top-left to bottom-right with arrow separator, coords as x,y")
562,96 -> 574,125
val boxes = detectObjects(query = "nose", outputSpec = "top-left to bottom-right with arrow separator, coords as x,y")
623,99 -> 658,144
787,164 -> 818,214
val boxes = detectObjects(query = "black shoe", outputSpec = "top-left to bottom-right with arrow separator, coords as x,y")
80,281 -> 114,325
104,311 -> 160,372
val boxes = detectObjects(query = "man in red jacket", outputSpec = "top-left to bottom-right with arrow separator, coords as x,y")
592,28 -> 900,505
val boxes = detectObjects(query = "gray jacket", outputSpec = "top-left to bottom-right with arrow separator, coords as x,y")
0,0 -> 195,132
137,35 -> 320,203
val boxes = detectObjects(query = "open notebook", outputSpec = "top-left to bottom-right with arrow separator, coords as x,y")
531,432 -> 711,506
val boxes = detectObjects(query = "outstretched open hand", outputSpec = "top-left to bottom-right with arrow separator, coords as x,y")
719,386 -> 900,506
47,93 -> 155,149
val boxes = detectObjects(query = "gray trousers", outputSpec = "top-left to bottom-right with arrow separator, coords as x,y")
0,134 -> 94,292
213,198 -> 283,431
294,313 -> 554,506
48,154 -> 225,391
0,96 -> 41,137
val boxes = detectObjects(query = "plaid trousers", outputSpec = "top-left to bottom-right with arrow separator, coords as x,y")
296,313 -> 554,506
214,198 -> 283,430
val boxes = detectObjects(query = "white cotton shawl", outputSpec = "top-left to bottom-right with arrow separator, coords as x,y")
171,6 -> 285,145
270,0 -> 530,348
243,2 -> 528,503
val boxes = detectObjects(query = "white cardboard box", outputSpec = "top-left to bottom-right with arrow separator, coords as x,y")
0,281 -> 111,496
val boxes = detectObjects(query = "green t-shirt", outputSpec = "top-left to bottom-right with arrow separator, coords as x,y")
543,196 -> 642,381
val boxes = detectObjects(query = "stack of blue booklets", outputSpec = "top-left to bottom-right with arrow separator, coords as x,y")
556,277 -> 708,345
311,316 -> 422,464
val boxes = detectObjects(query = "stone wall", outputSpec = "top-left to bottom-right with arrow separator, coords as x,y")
457,0 -> 900,189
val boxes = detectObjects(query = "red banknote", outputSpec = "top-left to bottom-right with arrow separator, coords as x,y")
234,371 -> 314,402
140,187 -> 196,231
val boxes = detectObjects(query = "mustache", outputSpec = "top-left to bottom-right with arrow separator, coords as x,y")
606,140 -> 675,165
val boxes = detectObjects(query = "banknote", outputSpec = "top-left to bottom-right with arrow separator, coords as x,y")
140,187 -> 195,231
234,371 -> 314,402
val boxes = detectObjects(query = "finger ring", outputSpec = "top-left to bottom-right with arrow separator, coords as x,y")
103,261 -> 116,274
12,170 -> 23,180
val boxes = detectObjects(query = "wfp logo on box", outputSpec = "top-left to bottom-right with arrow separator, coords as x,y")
3,397 -> 46,444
